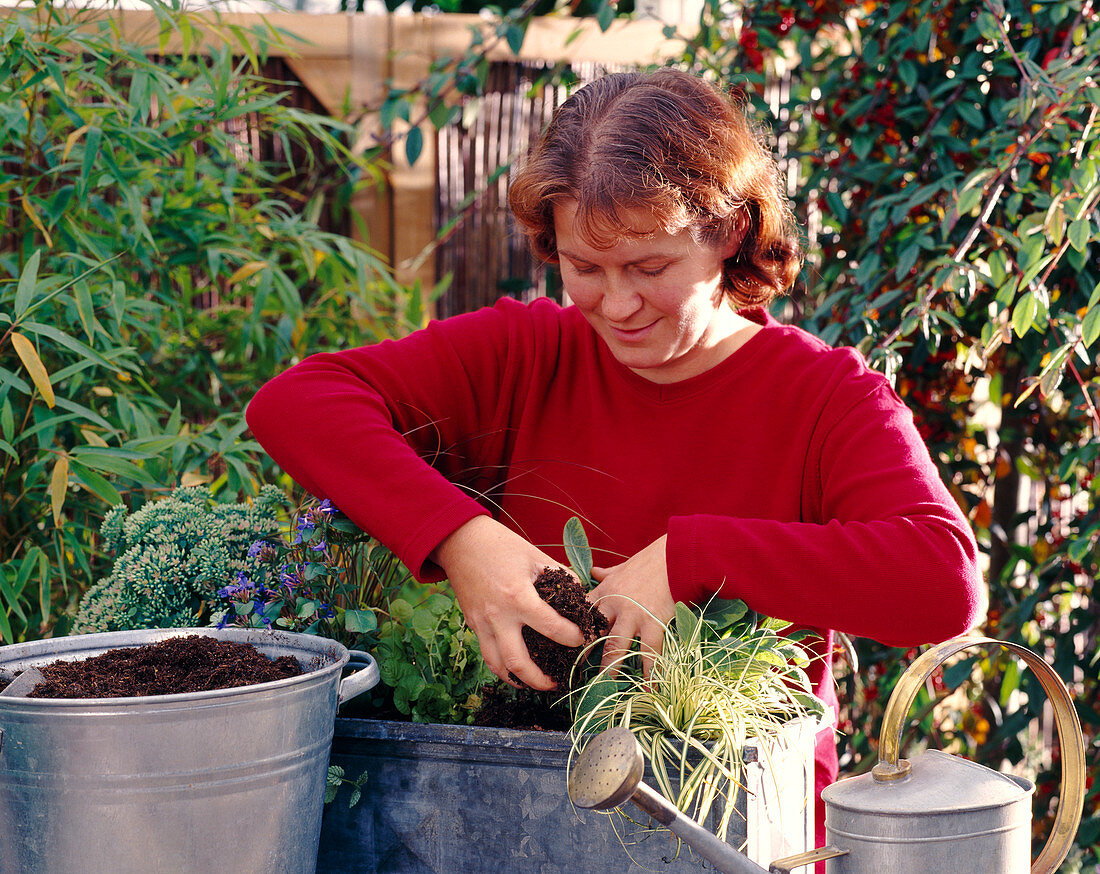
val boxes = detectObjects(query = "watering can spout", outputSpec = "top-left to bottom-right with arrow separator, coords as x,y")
568,727 -> 838,874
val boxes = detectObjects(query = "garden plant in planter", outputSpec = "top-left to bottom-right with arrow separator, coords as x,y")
0,626 -> 380,874
317,518 -> 825,874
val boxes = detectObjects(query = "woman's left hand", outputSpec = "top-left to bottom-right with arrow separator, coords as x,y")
589,535 -> 676,677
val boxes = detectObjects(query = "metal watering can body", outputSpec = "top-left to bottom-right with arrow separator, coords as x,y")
818,748 -> 1035,872
775,636 -> 1087,874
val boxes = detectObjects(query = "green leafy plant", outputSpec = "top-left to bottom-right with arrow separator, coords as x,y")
0,0 -> 420,644
558,516 -> 823,842
325,764 -> 369,809
373,586 -> 495,724
71,485 -> 287,634
570,599 -> 825,844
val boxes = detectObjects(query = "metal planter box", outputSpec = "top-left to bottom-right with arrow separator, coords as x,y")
317,716 -> 816,874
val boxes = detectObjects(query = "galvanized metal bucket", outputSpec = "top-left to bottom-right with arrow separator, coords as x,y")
0,627 -> 379,874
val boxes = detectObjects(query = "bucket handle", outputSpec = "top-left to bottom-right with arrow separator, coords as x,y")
338,650 -> 380,705
872,636 -> 1086,874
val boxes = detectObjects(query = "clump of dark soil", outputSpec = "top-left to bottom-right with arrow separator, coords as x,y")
520,566 -> 610,691
20,635 -> 303,699
474,566 -> 608,730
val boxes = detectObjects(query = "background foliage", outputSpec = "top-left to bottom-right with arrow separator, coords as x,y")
0,0 -> 424,642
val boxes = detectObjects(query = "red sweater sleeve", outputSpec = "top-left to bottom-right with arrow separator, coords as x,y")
244,300 -> 540,580
666,355 -> 986,648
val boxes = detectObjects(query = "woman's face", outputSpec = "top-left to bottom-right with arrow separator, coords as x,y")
553,201 -> 742,384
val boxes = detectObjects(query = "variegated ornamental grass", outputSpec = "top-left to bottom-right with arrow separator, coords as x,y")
568,598 -> 826,844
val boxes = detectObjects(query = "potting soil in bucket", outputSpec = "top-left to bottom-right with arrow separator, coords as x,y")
0,627 -> 379,874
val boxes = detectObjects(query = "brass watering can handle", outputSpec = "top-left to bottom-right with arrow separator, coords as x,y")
873,636 -> 1086,874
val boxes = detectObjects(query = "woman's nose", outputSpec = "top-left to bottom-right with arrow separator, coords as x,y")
600,278 -> 643,322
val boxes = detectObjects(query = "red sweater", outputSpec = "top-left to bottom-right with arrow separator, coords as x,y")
246,296 -> 985,837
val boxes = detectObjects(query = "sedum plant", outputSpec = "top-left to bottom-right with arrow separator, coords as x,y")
569,598 -> 825,845
72,485 -> 287,634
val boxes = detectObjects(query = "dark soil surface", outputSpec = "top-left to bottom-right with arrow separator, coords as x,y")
475,566 -> 609,730
472,682 -> 573,731
19,635 -> 303,699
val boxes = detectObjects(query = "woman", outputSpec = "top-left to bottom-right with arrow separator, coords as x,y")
246,69 -> 985,847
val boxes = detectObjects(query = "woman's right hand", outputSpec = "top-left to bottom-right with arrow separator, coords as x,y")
430,515 -> 585,690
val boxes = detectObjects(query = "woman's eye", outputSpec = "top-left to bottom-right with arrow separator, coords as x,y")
571,264 -> 599,275
637,264 -> 669,277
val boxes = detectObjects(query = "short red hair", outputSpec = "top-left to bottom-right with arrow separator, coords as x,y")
508,70 -> 802,308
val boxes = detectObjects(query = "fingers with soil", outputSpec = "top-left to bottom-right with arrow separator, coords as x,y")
432,516 -> 587,690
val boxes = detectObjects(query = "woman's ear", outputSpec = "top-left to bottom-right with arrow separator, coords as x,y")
719,211 -> 749,260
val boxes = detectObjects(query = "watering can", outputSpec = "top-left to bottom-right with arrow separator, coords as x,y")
567,636 -> 1087,873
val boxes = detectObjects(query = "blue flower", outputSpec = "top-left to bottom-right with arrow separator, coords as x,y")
279,564 -> 303,595
217,571 -> 253,599
317,499 -> 337,515
292,518 -> 316,545
248,540 -> 278,562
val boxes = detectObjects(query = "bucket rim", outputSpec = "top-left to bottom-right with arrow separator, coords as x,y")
0,627 -> 351,708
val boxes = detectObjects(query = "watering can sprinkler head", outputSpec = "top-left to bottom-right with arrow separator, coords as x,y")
566,726 -> 644,811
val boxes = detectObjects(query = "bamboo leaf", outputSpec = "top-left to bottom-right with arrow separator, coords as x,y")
10,332 -> 55,407
227,260 -> 268,285
0,590 -> 12,644
22,321 -> 126,372
74,282 -> 98,341
49,453 -> 69,527
20,197 -> 53,248
13,249 -> 42,317
63,124 -> 89,163
0,567 -> 26,623
80,127 -> 103,199
69,449 -> 157,485
37,548 -> 50,625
